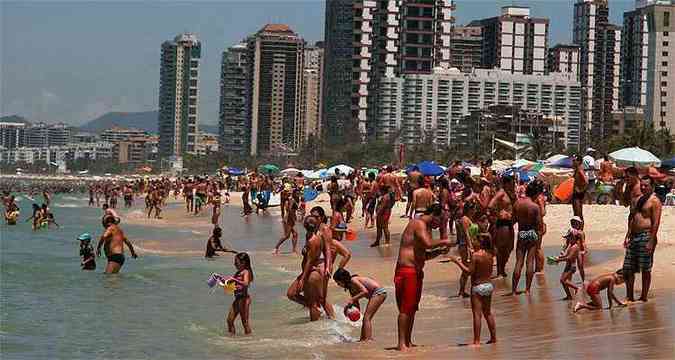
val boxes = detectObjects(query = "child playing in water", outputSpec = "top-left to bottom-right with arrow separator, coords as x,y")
562,216 -> 588,281
551,235 -> 580,300
78,233 -> 96,270
574,270 -> 626,312
448,236 -> 496,346
333,268 -> 387,342
226,252 -> 253,335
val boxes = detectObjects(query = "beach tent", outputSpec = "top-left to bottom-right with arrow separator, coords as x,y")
416,161 -> 444,176
280,168 -> 301,176
300,170 -> 314,178
609,147 -> 661,168
259,164 -> 280,174
327,164 -> 354,176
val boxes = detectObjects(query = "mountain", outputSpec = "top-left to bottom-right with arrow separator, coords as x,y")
0,115 -> 31,125
79,111 -> 219,134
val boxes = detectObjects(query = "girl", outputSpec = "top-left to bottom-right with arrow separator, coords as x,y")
456,201 -> 477,298
333,268 -> 386,342
226,252 -> 253,335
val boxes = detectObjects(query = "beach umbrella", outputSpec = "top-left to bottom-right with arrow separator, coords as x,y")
364,168 -> 379,177
280,168 -> 301,176
307,168 -> 328,180
227,168 -> 244,176
548,156 -> 573,168
327,164 -> 354,176
416,161 -> 444,176
259,164 -> 280,174
544,154 -> 567,164
300,170 -> 314,177
661,157 -> 675,169
609,147 -> 661,167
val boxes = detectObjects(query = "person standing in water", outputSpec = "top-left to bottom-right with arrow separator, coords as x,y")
394,204 -> 452,351
487,175 -> 516,278
510,180 -> 543,295
226,253 -> 253,335
96,215 -> 138,274
572,155 -> 588,220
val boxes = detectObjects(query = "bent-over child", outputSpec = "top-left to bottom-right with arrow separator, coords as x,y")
333,268 -> 387,342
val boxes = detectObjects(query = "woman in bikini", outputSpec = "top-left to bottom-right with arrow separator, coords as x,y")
274,191 -> 299,255
286,215 -> 335,321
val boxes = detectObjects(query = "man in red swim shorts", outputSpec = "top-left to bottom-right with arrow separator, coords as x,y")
394,204 -> 452,351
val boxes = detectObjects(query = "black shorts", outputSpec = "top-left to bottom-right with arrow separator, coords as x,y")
107,253 -> 125,266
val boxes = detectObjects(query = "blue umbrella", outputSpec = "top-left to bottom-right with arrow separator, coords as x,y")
417,161 -> 444,177
662,157 -> 675,169
228,168 -> 244,176
548,156 -> 573,168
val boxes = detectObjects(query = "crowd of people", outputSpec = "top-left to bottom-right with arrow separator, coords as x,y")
0,153 -> 669,349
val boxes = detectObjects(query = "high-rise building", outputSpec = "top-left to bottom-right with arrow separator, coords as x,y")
301,43 -> 324,142
573,0 -> 622,143
219,43 -> 250,154
0,122 -> 26,149
21,122 -> 71,148
622,3 -> 651,108
376,68 -> 581,148
470,6 -> 549,75
158,33 -> 201,159
247,24 -> 304,156
643,1 -> 674,132
322,0 -> 455,144
100,126 -> 147,143
450,26 -> 483,73
548,44 -> 581,77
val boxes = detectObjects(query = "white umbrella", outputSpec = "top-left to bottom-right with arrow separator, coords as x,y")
544,154 -> 568,164
280,168 -> 301,176
609,147 -> 661,167
326,164 -> 354,176
307,168 -> 328,180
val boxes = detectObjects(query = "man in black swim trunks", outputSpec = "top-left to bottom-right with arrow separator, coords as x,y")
97,215 -> 138,273
488,175 -> 516,277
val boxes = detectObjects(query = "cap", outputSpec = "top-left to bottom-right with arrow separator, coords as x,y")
77,233 -> 92,242
586,147 -> 596,153
570,216 -> 583,224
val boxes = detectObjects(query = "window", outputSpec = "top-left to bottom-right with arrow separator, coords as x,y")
661,81 -> 668,87
661,91 -> 668,97
663,61 -> 669,66
663,71 -> 669,76
665,11 -> 670,27
663,51 -> 669,56
664,41 -> 669,47
661,112 -> 667,117
662,102 -> 667,107
665,31 -> 670,37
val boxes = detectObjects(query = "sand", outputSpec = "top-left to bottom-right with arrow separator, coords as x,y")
124,192 -> 675,358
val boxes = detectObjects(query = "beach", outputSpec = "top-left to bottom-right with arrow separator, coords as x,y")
124,192 -> 675,359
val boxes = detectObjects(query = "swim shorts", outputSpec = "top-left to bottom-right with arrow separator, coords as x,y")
623,231 -> 654,274
107,253 -> 125,266
471,282 -> 494,297
517,229 -> 539,250
563,262 -> 577,274
394,266 -> 423,315
586,281 -> 601,296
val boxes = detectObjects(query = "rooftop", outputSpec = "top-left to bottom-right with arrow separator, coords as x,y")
258,23 -> 297,35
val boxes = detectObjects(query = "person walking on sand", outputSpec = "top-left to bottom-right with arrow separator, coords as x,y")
623,175 -> 661,302
510,180 -> 543,295
394,204 -> 452,351
572,155 -> 588,220
96,215 -> 138,274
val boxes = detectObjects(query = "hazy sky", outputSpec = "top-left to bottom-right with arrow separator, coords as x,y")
1,0 -> 633,126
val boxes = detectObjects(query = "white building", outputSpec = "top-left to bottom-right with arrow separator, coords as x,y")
548,44 -> 581,78
375,67 -> 582,149
0,142 -> 114,165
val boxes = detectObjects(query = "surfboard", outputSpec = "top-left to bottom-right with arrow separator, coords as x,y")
553,177 -> 575,203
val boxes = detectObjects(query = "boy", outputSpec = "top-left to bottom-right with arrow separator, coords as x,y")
551,238 -> 580,300
574,270 -> 626,312
78,233 -> 96,270
562,216 -> 587,281
447,236 -> 496,346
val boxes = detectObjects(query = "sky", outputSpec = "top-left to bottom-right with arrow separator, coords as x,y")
1,0 -> 634,127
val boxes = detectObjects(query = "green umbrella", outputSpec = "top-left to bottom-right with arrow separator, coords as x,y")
259,164 -> 280,174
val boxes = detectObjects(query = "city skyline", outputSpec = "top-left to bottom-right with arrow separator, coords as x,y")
1,0 -> 635,126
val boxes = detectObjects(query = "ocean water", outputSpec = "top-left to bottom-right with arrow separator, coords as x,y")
0,195 -> 359,360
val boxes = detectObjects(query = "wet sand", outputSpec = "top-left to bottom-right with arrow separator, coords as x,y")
124,193 -> 675,358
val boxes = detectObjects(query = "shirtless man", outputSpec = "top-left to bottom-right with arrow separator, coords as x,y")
96,215 -> 138,274
623,175 -> 661,302
572,155 -> 588,220
511,180 -> 543,295
394,204 -> 452,351
409,177 -> 434,219
378,166 -> 402,203
405,166 -> 423,218
488,175 -> 516,277
371,185 -> 395,247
